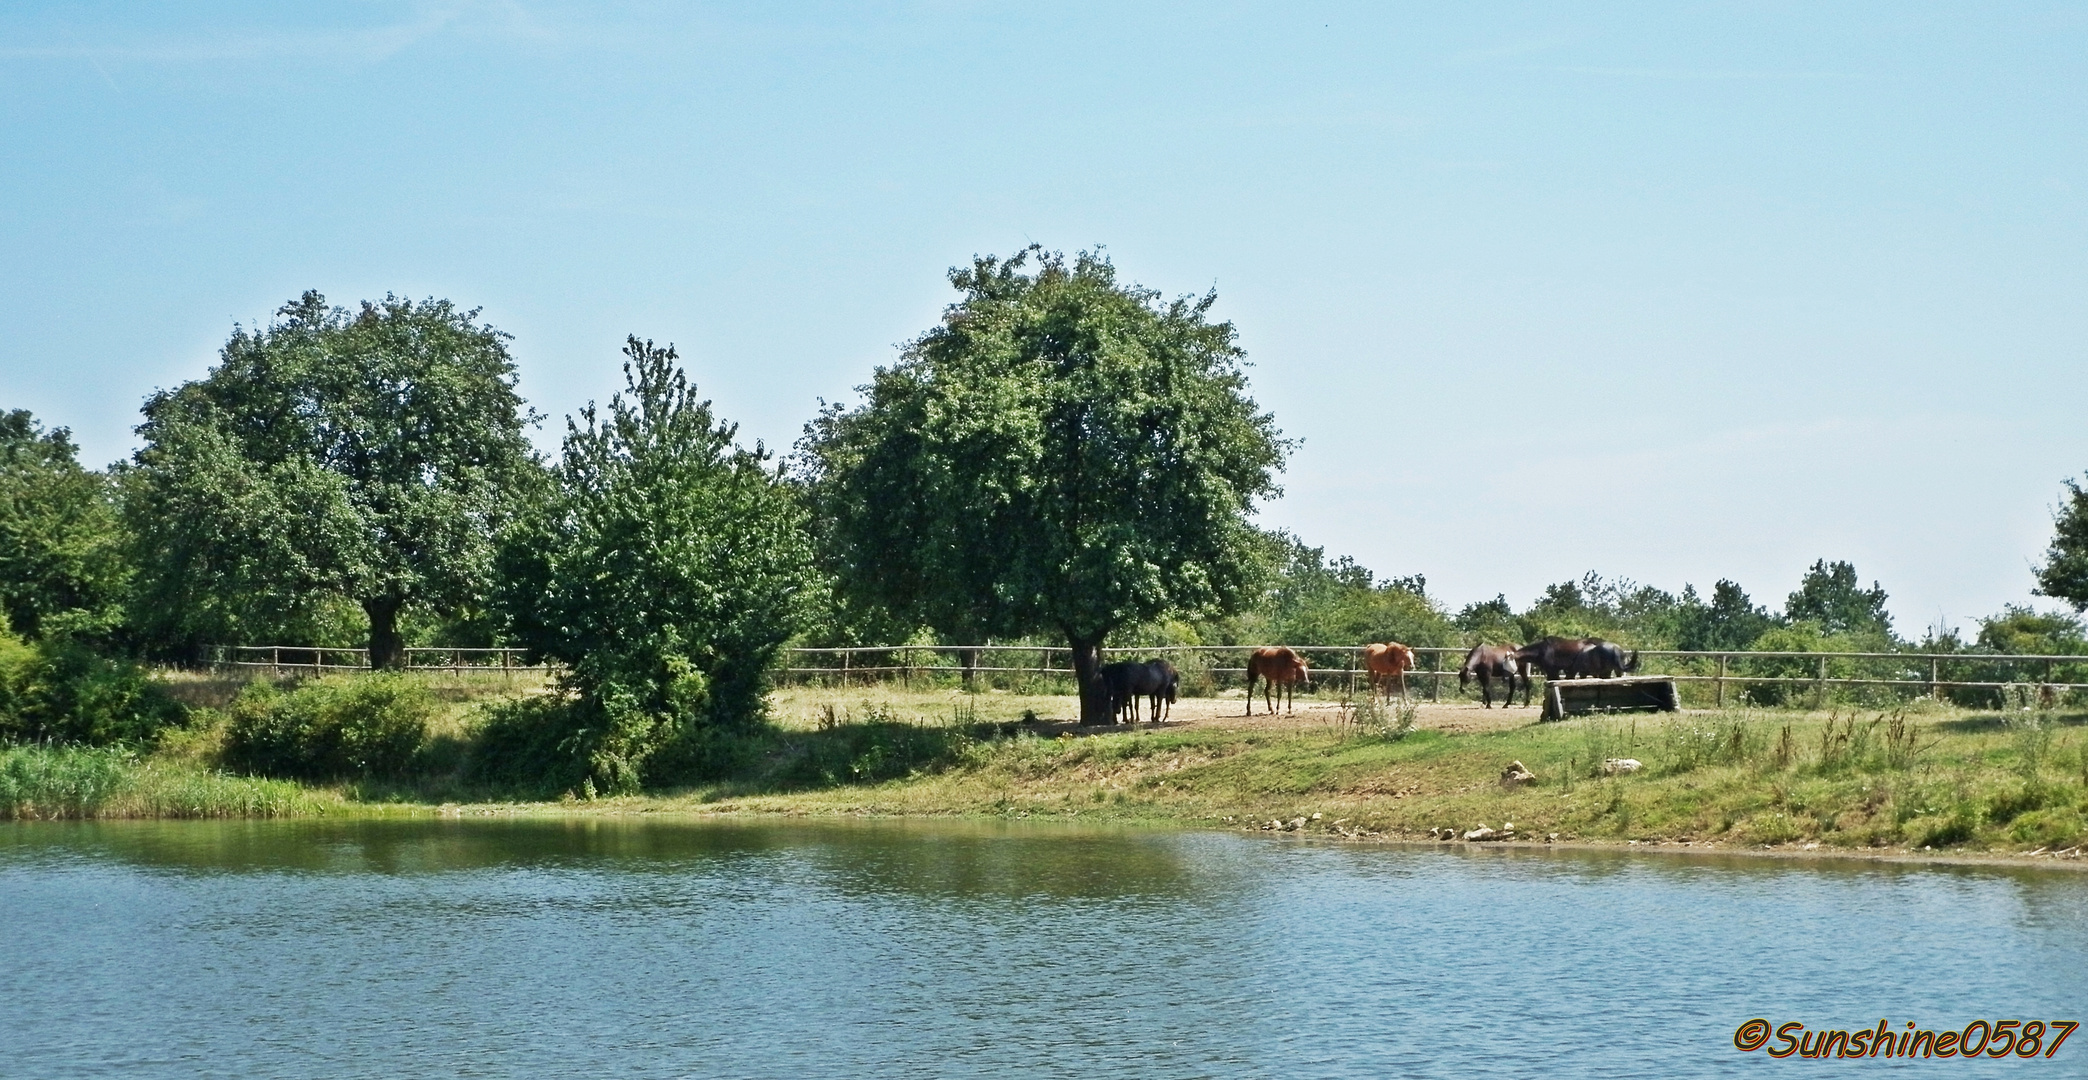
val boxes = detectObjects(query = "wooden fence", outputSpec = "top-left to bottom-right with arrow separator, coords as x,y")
775,643 -> 2088,706
209,642 -> 2088,706
210,645 -> 541,676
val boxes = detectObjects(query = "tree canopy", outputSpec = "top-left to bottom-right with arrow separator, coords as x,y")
0,411 -> 127,640
798,248 -> 1287,721
1784,559 -> 1893,639
125,292 -> 537,665
2034,476 -> 2088,612
496,338 -> 815,792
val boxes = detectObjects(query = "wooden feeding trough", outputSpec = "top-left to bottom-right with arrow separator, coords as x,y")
1543,676 -> 1681,721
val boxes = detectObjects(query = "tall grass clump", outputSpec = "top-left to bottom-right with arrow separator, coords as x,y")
0,744 -> 326,819
221,675 -> 434,781
0,743 -> 131,817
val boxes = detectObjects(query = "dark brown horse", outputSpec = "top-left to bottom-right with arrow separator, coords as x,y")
1246,646 -> 1310,715
1459,644 -> 1527,707
1515,637 -> 1638,681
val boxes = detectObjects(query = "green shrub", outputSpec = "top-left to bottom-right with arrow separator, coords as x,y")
221,675 -> 433,781
469,694 -> 591,796
0,624 -> 185,746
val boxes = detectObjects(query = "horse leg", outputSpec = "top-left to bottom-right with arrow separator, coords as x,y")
1480,671 -> 1492,708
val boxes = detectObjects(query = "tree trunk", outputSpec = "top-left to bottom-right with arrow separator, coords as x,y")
364,597 -> 406,670
1068,631 -> 1111,725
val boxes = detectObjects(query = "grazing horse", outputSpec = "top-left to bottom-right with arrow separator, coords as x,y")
1515,637 -> 1639,681
1362,642 -> 1417,703
1246,646 -> 1310,716
1459,644 -> 1527,708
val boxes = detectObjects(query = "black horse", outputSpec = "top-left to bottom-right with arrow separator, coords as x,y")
1099,660 -> 1179,724
1459,644 -> 1527,707
1515,637 -> 1639,681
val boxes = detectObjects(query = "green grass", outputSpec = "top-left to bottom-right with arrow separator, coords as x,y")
0,744 -> 344,819
9,675 -> 2088,858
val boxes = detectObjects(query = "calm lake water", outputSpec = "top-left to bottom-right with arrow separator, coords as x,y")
3,819 -> 2084,1079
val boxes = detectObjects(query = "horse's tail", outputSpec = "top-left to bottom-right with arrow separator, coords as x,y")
1624,649 -> 1640,674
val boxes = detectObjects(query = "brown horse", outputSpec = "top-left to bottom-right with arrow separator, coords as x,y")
1459,644 -> 1527,708
1362,642 -> 1416,703
1246,646 -> 1310,715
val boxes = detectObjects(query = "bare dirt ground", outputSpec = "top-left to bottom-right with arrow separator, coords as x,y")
768,682 -> 1552,735
1104,692 -> 1546,735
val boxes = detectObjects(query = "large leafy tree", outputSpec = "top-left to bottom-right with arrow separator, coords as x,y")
2034,476 -> 2088,611
126,291 -> 537,666
0,411 -> 128,640
799,248 -> 1288,723
497,338 -> 815,792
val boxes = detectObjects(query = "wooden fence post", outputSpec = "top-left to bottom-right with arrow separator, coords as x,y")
1715,654 -> 1727,708
1430,650 -> 1440,702
1929,657 -> 1940,699
1814,654 -> 1828,709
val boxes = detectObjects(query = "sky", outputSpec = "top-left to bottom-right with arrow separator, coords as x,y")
2,1 -> 2083,637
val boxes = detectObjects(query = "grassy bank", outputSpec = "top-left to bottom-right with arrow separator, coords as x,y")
7,677 -> 2088,859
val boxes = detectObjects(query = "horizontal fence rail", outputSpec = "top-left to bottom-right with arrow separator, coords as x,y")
210,645 -> 545,675
208,642 -> 2088,705
773,643 -> 2088,705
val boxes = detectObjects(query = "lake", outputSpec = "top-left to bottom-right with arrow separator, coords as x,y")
3,818 -> 2084,1078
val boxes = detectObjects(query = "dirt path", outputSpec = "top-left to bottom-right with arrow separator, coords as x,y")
1051,692 -> 1548,736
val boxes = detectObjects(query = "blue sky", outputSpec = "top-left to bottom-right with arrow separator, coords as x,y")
2,2 -> 2083,635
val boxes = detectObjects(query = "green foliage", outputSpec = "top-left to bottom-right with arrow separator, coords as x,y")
1453,594 -> 1520,646
496,338 -> 815,793
124,291 -> 539,664
2034,475 -> 2088,611
0,618 -> 185,745
1674,580 -> 1775,651
1785,559 -> 1893,638
798,247 -> 1287,720
0,742 -> 129,816
220,675 -> 434,781
0,410 -> 129,640
467,694 -> 591,796
1249,533 -> 1452,647
1976,605 -> 2087,655
0,743 -> 325,819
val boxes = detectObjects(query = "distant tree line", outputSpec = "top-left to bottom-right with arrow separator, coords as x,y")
6,251 -> 2088,791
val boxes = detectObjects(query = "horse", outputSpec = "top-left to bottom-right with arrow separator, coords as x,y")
1459,644 -> 1527,708
1246,646 -> 1310,716
1098,661 -> 1141,724
1362,642 -> 1416,703
1099,659 -> 1179,724
1515,637 -> 1639,681
1144,659 -> 1179,723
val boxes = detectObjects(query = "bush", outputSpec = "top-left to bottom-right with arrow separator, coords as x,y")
468,694 -> 591,797
0,625 -> 185,746
221,675 -> 433,781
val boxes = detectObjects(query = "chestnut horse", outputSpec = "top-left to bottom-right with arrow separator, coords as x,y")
1246,646 -> 1310,716
1459,644 -> 1527,708
1362,642 -> 1416,703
